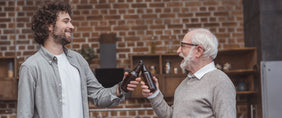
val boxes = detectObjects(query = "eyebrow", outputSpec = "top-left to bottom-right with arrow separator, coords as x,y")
62,18 -> 71,22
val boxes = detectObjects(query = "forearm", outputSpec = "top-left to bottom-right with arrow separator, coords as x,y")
88,82 -> 124,107
148,91 -> 173,118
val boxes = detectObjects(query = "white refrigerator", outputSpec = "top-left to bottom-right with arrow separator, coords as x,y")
261,61 -> 282,118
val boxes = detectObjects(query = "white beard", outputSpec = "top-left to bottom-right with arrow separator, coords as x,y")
179,47 -> 194,71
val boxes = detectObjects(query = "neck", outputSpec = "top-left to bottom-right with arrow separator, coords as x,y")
44,37 -> 64,55
188,58 -> 213,74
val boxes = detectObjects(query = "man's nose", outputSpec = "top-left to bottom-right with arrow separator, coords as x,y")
69,23 -> 74,30
177,47 -> 181,54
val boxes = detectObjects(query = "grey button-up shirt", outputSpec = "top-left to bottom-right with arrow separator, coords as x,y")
17,46 -> 124,118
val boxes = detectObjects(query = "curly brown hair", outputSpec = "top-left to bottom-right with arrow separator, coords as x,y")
31,1 -> 72,45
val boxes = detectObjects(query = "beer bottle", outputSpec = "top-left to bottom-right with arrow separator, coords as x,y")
120,60 -> 143,92
141,63 -> 157,92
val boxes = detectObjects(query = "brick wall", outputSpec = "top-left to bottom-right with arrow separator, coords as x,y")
0,0 -> 245,118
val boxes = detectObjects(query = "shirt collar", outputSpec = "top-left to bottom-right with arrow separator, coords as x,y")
39,45 -> 72,65
188,62 -> 216,80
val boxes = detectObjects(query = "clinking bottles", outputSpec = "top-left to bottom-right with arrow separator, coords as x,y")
120,60 -> 143,92
141,63 -> 157,92
120,60 -> 157,93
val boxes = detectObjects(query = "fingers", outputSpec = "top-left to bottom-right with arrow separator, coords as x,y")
152,76 -> 159,89
140,81 -> 147,89
141,81 -> 152,97
135,77 -> 141,82
123,76 -> 159,98
130,79 -> 140,85
126,78 -> 140,92
126,87 -> 135,91
122,72 -> 129,80
153,76 -> 158,83
127,82 -> 138,88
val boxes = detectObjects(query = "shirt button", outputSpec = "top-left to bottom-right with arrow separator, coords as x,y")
59,84 -> 61,86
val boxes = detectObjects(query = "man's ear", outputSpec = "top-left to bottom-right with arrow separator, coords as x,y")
48,24 -> 53,32
195,45 -> 204,58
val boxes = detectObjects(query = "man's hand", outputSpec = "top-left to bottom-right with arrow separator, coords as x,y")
141,76 -> 159,97
117,72 -> 141,97
123,72 -> 141,92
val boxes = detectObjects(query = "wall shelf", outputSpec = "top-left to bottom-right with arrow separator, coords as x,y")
236,91 -> 257,94
0,56 -> 18,101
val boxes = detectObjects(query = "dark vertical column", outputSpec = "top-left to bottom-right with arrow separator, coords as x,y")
244,0 -> 282,61
259,0 -> 282,61
99,34 -> 117,68
243,0 -> 282,118
242,1 -> 262,117
243,0 -> 261,60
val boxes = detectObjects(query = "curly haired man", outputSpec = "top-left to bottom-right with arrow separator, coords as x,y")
17,1 -> 140,118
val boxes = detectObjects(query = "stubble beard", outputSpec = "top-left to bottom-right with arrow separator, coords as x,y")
52,27 -> 71,46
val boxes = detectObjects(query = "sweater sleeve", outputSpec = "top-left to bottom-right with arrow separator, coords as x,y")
212,76 -> 236,118
148,91 -> 173,118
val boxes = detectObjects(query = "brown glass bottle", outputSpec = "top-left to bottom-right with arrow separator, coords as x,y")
141,64 -> 157,93
120,60 -> 143,92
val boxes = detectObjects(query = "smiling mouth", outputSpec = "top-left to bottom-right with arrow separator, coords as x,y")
65,28 -> 72,33
179,54 -> 185,63
65,30 -> 72,37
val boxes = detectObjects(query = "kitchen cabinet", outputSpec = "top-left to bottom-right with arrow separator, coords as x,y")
0,56 -> 18,100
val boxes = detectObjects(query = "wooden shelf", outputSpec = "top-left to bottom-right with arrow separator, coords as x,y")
225,69 -> 256,75
0,79 -> 18,101
0,77 -> 17,80
218,47 -> 256,54
0,57 -> 18,101
236,91 -> 257,94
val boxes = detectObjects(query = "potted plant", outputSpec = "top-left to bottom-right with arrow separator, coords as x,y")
79,47 -> 95,64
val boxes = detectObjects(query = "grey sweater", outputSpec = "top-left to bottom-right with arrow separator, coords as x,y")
149,69 -> 236,118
